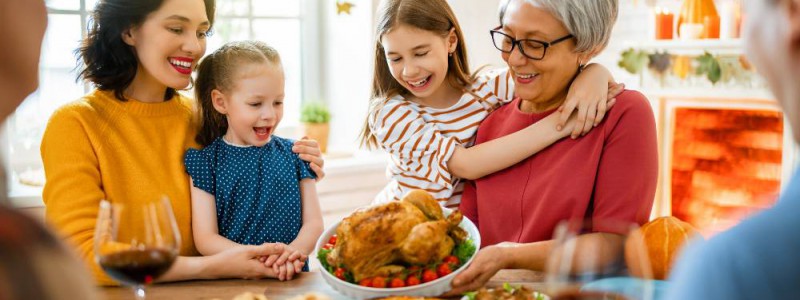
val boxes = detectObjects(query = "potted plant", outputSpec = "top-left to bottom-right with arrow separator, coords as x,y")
300,101 -> 331,153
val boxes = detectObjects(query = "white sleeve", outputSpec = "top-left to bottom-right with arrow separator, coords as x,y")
369,100 -> 459,189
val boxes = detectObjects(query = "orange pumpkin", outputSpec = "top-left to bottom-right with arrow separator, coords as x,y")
676,0 -> 719,38
625,216 -> 702,280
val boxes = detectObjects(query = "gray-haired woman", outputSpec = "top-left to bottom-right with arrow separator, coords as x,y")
448,0 -> 658,294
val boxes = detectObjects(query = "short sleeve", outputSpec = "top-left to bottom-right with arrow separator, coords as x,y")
369,99 -> 459,189
472,68 -> 515,108
184,148 -> 215,195
294,152 -> 316,181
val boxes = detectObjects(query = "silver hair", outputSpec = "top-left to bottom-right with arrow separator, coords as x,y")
499,0 -> 619,54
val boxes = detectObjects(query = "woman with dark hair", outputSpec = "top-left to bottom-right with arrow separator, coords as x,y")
41,0 -> 324,285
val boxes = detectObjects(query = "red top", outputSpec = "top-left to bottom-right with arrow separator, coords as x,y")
460,90 -> 658,247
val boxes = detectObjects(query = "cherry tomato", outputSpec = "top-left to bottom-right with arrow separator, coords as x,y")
328,235 -> 338,245
406,275 -> 421,286
334,267 -> 346,280
322,243 -> 334,250
443,255 -> 459,265
437,263 -> 453,277
358,278 -> 372,287
389,277 -> 405,288
372,276 -> 387,288
422,269 -> 438,283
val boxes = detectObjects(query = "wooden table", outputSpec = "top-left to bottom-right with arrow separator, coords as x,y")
100,269 -> 546,300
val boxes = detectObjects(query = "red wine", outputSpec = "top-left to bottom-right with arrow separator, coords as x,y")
99,248 -> 176,285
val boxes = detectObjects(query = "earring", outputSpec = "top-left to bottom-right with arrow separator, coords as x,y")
449,52 -> 453,57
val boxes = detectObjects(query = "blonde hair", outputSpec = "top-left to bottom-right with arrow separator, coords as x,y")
194,40 -> 282,147
359,0 -> 472,149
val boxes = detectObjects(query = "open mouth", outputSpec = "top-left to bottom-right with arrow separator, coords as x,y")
406,75 -> 432,91
169,57 -> 193,75
254,126 -> 273,141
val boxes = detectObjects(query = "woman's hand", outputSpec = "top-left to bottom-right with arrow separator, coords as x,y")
442,245 -> 511,296
206,243 -> 285,279
557,66 -> 624,138
293,137 -> 325,181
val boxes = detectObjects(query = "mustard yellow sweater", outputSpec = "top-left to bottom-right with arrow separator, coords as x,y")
42,89 -> 200,286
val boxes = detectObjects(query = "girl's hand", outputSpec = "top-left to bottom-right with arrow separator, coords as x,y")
207,243 -> 284,279
264,244 -> 303,270
293,137 -> 325,181
293,259 -> 305,274
557,68 -> 624,139
442,245 -> 510,296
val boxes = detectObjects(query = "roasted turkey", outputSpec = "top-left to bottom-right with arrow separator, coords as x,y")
326,190 -> 467,281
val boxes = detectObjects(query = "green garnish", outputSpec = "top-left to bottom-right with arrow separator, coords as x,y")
503,282 -> 515,292
317,248 -> 333,272
463,291 -> 477,300
453,239 -> 476,266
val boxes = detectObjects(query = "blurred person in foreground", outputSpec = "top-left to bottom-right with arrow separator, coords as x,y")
667,0 -> 800,299
0,0 -> 98,299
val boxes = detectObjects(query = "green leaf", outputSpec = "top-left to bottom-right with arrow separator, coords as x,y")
453,239 -> 476,266
300,102 -> 331,123
534,291 -> 545,300
695,51 -> 722,84
317,248 -> 332,271
618,48 -> 649,74
463,291 -> 477,300
503,282 -> 516,293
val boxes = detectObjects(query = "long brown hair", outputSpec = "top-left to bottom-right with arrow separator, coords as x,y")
359,0 -> 473,149
194,40 -> 282,147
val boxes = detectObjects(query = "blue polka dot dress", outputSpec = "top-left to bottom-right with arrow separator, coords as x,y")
184,136 -> 316,270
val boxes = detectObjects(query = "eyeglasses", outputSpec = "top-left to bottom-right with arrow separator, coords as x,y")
489,26 -> 574,60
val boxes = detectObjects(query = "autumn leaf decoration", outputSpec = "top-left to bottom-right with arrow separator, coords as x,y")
695,51 -> 722,84
337,1 -> 355,15
618,48 -> 649,74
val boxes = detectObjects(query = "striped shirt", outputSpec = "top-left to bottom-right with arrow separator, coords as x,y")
369,69 -> 515,208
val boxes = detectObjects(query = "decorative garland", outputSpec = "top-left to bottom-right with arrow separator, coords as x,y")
618,48 -> 753,86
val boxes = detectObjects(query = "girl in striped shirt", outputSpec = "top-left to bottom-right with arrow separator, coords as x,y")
361,0 -> 623,207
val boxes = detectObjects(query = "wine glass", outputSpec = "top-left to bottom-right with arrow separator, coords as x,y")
544,219 -> 656,300
94,197 -> 180,299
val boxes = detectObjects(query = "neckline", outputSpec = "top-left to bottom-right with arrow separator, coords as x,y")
221,136 -> 254,148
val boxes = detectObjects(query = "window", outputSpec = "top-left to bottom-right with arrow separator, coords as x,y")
2,0 -> 318,190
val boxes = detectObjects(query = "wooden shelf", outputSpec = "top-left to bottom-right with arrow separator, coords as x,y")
624,39 -> 744,56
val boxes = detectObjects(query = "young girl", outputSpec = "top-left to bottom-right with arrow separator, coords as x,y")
362,0 -> 622,207
43,0 -> 324,285
185,41 -> 323,282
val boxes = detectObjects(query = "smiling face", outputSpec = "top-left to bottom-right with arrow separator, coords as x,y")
122,0 -> 210,98
213,62 -> 285,147
381,24 -> 458,105
500,0 -> 586,111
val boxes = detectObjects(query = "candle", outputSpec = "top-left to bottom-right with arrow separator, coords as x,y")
655,7 -> 675,40
719,1 -> 739,39
703,15 -> 720,39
